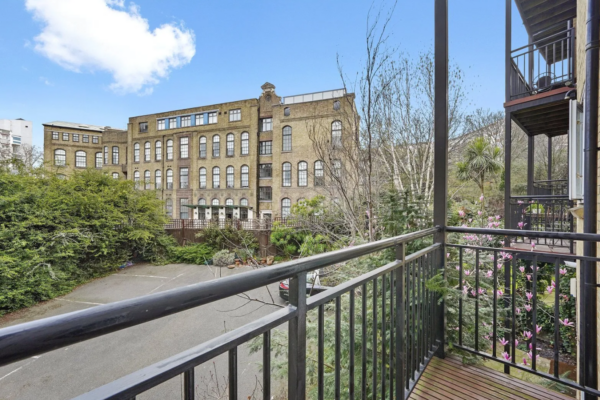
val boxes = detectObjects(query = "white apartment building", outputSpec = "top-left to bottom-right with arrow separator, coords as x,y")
0,118 -> 33,161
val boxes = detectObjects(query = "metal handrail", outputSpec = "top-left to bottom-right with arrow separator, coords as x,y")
0,227 -> 436,368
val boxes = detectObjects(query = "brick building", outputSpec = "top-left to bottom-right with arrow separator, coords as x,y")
44,83 -> 356,219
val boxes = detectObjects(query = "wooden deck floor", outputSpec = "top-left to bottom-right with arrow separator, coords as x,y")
410,356 -> 573,400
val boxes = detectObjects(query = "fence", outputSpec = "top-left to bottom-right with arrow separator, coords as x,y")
0,228 -> 443,399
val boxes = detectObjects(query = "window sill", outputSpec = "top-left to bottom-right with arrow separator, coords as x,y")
281,151 -> 292,153
259,154 -> 273,157
259,177 -> 272,180
259,200 -> 273,203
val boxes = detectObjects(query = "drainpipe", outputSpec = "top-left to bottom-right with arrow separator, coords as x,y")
581,0 -> 599,397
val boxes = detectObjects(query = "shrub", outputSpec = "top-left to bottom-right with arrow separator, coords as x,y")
196,225 -> 259,252
212,249 -> 235,266
171,243 -> 214,265
270,225 -> 308,257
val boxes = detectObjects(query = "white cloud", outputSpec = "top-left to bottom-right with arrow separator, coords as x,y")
25,0 -> 196,94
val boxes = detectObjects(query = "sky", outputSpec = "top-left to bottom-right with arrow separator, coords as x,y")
0,0 -> 528,148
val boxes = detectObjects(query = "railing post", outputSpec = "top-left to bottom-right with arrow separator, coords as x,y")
395,242 -> 405,400
288,272 -> 307,400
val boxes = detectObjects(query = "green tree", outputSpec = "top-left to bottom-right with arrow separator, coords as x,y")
455,136 -> 502,198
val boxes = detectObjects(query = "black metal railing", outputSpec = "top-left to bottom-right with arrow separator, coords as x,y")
0,228 -> 443,400
509,196 -> 574,251
533,179 -> 568,196
445,226 -> 600,398
509,26 -> 575,100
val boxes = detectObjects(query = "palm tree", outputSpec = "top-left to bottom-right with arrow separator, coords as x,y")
456,136 -> 503,198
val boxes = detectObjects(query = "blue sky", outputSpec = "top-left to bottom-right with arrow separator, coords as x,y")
0,1 -> 527,148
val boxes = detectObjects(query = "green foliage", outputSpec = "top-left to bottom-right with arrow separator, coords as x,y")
195,225 -> 258,252
0,168 -> 171,315
270,225 -> 309,258
170,243 -> 214,265
456,136 -> 502,197
212,249 -> 235,266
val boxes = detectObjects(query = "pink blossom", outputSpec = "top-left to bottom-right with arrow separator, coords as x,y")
523,331 -> 532,339
488,216 -> 494,222
531,242 -> 536,249
536,325 -> 542,334
502,352 -> 511,361
527,351 -> 539,360
524,304 -> 532,312
500,240 -> 505,246
496,215 -> 501,220
486,270 -> 493,278
518,200 -> 524,204
559,268 -> 567,275
470,289 -> 477,297
455,266 -> 460,270
478,211 -> 482,216
515,339 -> 519,347
519,266 -> 525,273
446,252 -> 450,258
526,292 -> 533,301
458,210 -> 465,217
523,357 -> 528,366
516,308 -> 521,315
497,263 -> 503,270
499,338 -> 509,346
526,274 -> 532,281
478,288 -> 486,295
546,286 -> 554,294
517,221 -> 526,229
480,194 -> 484,202
497,289 -> 503,297
462,286 -> 468,295
464,270 -> 471,276
551,280 -> 556,288
469,218 -> 473,223
559,318 -> 574,327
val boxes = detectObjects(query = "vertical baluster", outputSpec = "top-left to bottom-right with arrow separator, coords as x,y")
372,278 -> 378,400
504,252 -> 511,374
405,261 -> 411,390
318,305 -> 324,400
412,259 -> 417,379
263,331 -> 271,400
183,368 -> 194,400
362,282 -> 367,400
423,254 -> 429,361
493,251 -> 498,358
511,256 -> 517,364
288,272 -> 307,400
395,243 -> 405,400
350,290 -> 356,400
475,249 -> 480,351
531,255 -> 538,371
335,296 -> 341,399
553,258 -> 560,378
459,247 -> 463,346
419,255 -> 424,366
381,273 -> 386,400
229,347 -> 237,400
389,270 -> 394,400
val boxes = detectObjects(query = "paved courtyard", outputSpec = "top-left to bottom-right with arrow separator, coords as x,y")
0,263 -> 286,400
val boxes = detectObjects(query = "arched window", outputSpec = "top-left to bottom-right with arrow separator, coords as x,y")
284,107 -> 290,116
315,160 -> 324,186
155,140 -> 162,161
240,198 -> 248,207
282,162 -> 292,187
241,132 -> 249,155
155,170 -> 162,189
212,135 -> 220,157
144,170 -> 151,189
112,146 -> 119,164
75,151 -> 87,168
144,142 -> 151,161
199,136 -> 207,158
95,152 -> 102,168
226,166 -> 234,188
166,139 -> 173,160
225,198 -> 234,206
333,100 -> 341,110
199,167 -> 207,188
212,166 -> 220,188
166,169 -> 173,189
281,198 -> 291,218
104,146 -> 109,164
212,198 -> 220,206
332,121 -> 342,148
112,172 -> 119,179
198,198 -> 206,205
298,161 -> 308,187
226,133 -> 234,156
165,199 -> 173,218
241,165 -> 249,188
282,126 -> 292,152
133,170 -> 140,189
54,149 -> 66,166
133,142 -> 140,162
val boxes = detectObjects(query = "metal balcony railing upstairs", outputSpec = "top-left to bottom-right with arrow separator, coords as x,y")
0,228 -> 443,400
509,25 -> 575,100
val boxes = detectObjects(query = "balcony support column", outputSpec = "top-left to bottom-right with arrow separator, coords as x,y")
547,135 -> 552,181
527,135 -> 535,195
433,0 -> 448,358
581,0 -> 599,397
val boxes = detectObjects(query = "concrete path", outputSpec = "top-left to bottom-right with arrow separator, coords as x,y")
0,263 -> 286,400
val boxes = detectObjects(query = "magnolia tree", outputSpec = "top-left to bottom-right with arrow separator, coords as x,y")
431,196 -> 576,373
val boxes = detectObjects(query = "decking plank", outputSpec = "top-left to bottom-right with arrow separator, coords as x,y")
410,356 -> 575,400
443,357 -> 573,400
